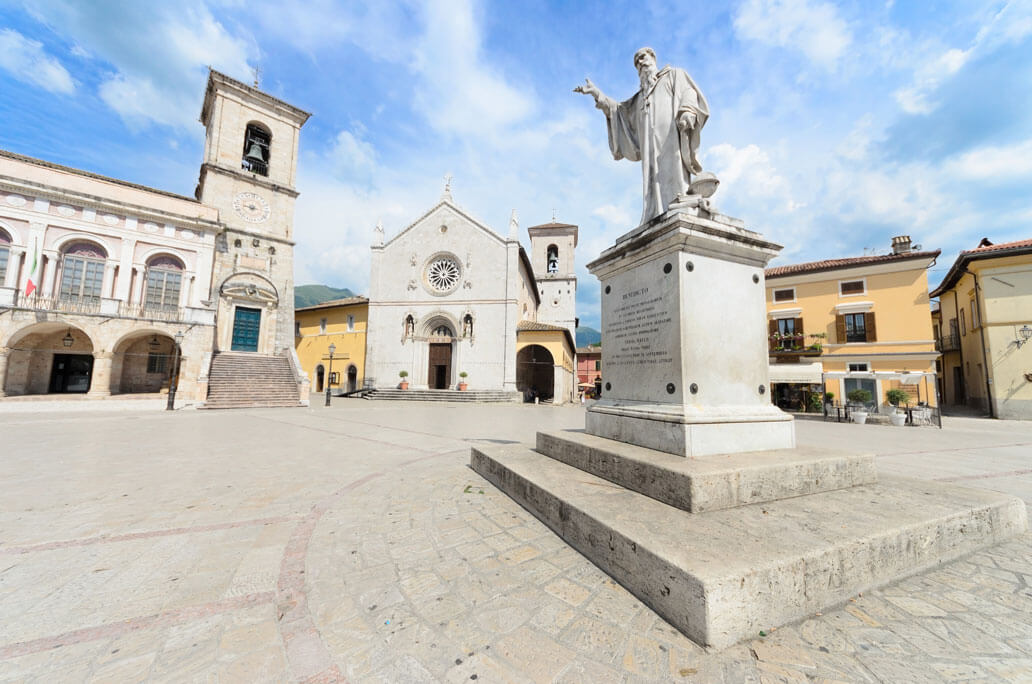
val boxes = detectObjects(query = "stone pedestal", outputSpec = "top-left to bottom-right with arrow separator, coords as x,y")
586,210 -> 793,457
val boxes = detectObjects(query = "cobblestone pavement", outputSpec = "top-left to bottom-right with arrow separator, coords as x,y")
1,403 -> 1031,683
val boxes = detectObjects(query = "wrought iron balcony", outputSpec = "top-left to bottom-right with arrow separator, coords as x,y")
13,292 -> 101,314
935,333 -> 960,352
769,333 -> 823,357
118,302 -> 186,321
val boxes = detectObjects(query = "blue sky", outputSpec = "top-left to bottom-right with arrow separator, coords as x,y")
2,0 -> 1030,329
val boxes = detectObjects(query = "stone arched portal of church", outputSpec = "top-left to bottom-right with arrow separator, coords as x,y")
427,323 -> 454,389
517,344 -> 554,401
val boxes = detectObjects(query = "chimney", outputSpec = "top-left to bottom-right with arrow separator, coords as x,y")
891,235 -> 912,254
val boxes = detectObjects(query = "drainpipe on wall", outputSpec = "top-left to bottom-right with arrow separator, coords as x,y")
964,267 -> 995,418
952,292 -> 965,405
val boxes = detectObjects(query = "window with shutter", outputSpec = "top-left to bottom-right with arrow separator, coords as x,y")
768,319 -> 778,351
864,312 -> 877,342
844,313 -> 866,343
835,315 -> 847,343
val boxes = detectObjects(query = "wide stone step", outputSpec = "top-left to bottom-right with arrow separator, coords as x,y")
200,401 -> 302,409
470,443 -> 1027,649
536,431 -> 877,513
365,389 -> 519,403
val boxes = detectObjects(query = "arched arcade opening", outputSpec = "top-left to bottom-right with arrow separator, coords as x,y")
516,344 -> 554,402
3,323 -> 95,395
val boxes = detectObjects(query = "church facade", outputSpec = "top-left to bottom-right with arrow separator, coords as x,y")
364,192 -> 578,403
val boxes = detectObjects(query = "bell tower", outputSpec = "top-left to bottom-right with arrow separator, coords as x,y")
196,70 -> 310,355
528,219 -> 578,339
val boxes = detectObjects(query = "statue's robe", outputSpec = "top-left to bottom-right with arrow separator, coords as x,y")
599,67 -> 709,224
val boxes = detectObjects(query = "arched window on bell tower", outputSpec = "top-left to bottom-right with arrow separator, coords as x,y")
242,123 -> 271,176
546,244 -> 559,274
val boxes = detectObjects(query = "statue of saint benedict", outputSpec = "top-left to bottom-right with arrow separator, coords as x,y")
576,47 -> 710,224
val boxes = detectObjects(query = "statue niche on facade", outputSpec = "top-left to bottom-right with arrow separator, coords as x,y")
575,47 -> 718,225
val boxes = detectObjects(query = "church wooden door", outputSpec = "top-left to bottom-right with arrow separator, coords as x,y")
428,343 -> 452,389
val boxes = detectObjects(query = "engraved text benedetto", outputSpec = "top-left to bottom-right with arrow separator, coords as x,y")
608,287 -> 673,367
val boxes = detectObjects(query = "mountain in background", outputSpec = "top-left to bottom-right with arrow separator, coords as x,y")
294,284 -> 356,308
576,326 -> 601,347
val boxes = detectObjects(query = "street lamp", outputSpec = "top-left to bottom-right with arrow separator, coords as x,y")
325,342 -> 336,407
1017,325 -> 1032,348
166,330 -> 184,411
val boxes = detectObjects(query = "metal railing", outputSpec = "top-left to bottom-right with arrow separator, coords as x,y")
118,302 -> 186,321
14,292 -> 101,314
935,333 -> 960,352
6,290 -> 186,322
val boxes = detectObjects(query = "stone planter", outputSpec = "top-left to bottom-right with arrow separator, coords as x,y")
458,382 -> 468,391
399,381 -> 409,390
890,412 -> 907,427
852,410 -> 868,425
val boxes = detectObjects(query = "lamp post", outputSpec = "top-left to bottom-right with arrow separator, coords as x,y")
166,331 -> 184,411
1017,325 -> 1032,348
325,342 -> 336,407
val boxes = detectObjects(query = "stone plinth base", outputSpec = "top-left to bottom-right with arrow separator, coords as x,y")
537,431 -> 873,512
587,210 -> 795,457
586,402 -> 795,457
471,438 -> 1027,649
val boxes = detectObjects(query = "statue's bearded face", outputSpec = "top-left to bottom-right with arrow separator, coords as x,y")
635,52 -> 658,88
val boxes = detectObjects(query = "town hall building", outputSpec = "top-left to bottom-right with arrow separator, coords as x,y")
0,70 -> 311,407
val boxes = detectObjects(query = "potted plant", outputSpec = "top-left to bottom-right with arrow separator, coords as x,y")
824,391 -> 835,407
398,370 -> 409,390
458,371 -> 468,391
886,388 -> 909,426
847,388 -> 872,424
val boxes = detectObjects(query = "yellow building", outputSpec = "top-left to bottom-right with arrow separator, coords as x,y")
765,236 -> 940,413
930,237 -> 1032,419
294,296 -> 368,394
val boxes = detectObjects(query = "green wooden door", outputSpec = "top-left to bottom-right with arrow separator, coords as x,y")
231,307 -> 261,352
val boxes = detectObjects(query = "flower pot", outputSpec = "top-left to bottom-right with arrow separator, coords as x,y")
399,381 -> 409,390
890,412 -> 906,427
458,382 -> 468,391
852,410 -> 868,425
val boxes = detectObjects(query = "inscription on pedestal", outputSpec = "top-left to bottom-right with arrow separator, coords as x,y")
608,287 -> 674,368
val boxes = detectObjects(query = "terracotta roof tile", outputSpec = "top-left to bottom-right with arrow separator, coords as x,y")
517,320 -> 569,332
962,237 -> 1032,255
765,250 -> 940,278
295,296 -> 368,311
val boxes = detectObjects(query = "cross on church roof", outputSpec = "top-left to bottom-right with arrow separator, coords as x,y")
442,173 -> 453,200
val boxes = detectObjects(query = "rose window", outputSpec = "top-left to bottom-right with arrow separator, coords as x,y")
426,257 -> 461,292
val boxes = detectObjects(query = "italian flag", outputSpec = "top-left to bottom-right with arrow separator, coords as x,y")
24,239 -> 39,297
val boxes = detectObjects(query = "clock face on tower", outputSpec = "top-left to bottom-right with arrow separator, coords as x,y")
232,192 -> 271,223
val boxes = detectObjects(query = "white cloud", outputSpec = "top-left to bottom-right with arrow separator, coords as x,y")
944,139 -> 1032,180
25,1 -> 254,130
836,114 -> 874,161
893,47 -> 971,114
0,28 -> 75,94
329,129 -> 379,182
733,0 -> 852,69
707,143 -> 795,209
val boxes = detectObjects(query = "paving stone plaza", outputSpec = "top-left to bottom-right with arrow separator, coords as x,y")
1,402 -> 1031,682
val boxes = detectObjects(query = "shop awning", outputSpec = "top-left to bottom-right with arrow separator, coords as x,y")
768,362 -> 823,384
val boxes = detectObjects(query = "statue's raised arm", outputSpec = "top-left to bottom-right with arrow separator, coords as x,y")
574,47 -> 714,224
